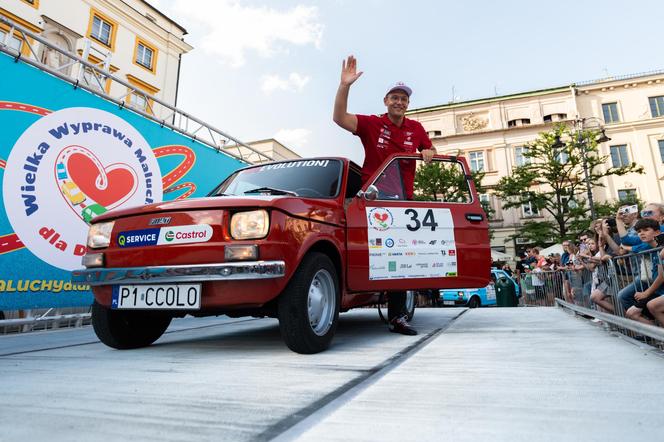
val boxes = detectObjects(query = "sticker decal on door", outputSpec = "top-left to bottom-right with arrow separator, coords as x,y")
366,207 -> 457,280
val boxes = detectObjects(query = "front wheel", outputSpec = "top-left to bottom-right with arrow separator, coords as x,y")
278,252 -> 340,354
468,296 -> 481,309
91,301 -> 172,349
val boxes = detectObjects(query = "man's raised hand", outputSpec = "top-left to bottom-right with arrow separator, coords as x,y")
341,55 -> 363,87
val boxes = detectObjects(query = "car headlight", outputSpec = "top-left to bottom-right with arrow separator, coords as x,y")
230,210 -> 269,240
87,221 -> 114,249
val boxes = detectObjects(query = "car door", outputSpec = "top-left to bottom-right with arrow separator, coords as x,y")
345,153 -> 491,292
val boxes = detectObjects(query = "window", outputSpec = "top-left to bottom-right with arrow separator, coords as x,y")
134,38 -> 158,72
650,96 -> 664,118
602,102 -> 620,123
87,10 -> 117,50
0,29 -> 23,52
554,148 -> 569,164
659,140 -> 664,163
82,67 -> 106,91
543,113 -> 567,123
125,74 -> 160,115
469,151 -> 484,172
410,158 -> 472,203
130,91 -> 148,112
610,145 -> 630,167
514,147 -> 530,166
618,189 -> 637,203
522,201 -> 539,217
508,118 -> 531,127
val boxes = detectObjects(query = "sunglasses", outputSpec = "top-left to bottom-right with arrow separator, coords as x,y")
641,210 -> 655,218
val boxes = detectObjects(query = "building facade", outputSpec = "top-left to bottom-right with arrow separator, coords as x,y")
407,71 -> 664,257
0,0 -> 192,118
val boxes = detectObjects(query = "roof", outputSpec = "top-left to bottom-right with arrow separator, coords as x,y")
139,0 -> 188,34
408,68 -> 664,115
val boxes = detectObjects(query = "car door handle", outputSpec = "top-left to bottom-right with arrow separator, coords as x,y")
465,213 -> 484,222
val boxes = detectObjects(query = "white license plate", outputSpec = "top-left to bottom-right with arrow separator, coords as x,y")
112,284 -> 201,310
443,300 -> 455,306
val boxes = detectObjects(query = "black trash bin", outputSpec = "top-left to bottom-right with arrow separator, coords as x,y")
496,276 -> 518,307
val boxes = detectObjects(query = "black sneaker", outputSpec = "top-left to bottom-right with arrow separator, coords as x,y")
389,315 -> 418,335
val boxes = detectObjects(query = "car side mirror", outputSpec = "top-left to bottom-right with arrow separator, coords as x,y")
357,185 -> 378,201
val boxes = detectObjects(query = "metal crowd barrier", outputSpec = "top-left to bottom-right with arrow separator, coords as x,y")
0,308 -> 91,334
518,247 -> 664,348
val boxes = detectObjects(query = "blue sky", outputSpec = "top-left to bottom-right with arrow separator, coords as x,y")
153,0 -> 663,164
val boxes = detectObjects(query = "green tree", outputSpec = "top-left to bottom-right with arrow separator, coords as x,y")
413,161 -> 491,218
493,124 -> 643,243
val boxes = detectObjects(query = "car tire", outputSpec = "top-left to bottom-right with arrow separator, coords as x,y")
278,252 -> 340,354
405,290 -> 417,321
92,301 -> 172,349
468,296 -> 481,309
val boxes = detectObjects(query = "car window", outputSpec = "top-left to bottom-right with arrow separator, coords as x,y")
413,158 -> 473,203
345,166 -> 363,198
373,160 -> 406,200
216,159 -> 342,198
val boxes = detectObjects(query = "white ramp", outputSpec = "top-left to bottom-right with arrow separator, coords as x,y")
296,308 -> 664,442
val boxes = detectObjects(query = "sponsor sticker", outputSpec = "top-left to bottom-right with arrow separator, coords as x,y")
117,228 -> 160,248
117,225 -> 213,248
368,207 -> 394,231
157,225 -> 213,245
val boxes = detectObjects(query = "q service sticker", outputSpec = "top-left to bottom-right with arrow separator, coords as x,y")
366,207 -> 457,280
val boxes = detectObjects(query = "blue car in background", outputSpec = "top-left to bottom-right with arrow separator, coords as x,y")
439,268 -> 520,308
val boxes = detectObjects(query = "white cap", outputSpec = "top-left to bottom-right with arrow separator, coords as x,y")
386,82 -> 412,97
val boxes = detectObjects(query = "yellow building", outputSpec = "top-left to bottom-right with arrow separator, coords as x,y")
407,71 -> 664,257
0,0 -> 192,118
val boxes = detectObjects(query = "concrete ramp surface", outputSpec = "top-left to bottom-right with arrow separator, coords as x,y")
0,308 -> 662,442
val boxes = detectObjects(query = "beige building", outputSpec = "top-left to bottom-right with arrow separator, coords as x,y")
246,139 -> 301,162
0,0 -> 192,118
408,71 -> 664,257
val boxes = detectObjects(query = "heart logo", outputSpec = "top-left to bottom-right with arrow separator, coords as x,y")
66,151 -> 138,209
374,212 -> 388,222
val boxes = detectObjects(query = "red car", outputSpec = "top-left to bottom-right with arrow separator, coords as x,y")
73,153 -> 490,353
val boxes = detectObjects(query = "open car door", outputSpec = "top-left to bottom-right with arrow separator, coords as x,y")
345,153 -> 490,292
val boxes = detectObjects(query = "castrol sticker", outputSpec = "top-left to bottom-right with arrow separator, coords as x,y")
157,224 -> 213,245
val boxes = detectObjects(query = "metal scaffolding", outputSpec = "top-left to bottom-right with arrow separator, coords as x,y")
0,16 -> 273,164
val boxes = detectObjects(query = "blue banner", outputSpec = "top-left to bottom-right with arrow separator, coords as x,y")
0,52 -> 246,309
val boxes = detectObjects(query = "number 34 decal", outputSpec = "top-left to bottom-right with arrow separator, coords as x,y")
405,209 -> 439,232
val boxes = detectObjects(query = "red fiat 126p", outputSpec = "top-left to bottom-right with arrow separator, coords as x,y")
73,153 -> 490,354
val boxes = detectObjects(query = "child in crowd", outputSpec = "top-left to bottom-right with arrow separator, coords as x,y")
622,219 -> 664,324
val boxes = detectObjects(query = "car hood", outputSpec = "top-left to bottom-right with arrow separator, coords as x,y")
92,195 -> 343,225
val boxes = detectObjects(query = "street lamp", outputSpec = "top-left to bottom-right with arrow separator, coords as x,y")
553,117 -> 611,221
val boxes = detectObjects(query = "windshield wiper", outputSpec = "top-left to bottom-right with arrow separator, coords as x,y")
244,187 -> 298,196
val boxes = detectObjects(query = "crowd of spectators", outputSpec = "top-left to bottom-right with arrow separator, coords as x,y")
512,202 -> 664,328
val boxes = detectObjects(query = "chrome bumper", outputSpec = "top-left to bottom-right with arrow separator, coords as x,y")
71,261 -> 286,286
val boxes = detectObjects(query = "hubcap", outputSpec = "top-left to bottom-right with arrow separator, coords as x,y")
405,290 -> 415,313
307,269 -> 336,336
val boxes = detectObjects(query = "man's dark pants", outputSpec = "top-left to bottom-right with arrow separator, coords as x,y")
388,291 -> 407,320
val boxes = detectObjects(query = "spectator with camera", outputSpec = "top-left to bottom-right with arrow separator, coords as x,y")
590,219 -> 623,313
614,204 -> 640,246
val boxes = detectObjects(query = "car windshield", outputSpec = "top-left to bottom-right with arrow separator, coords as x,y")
215,159 -> 342,198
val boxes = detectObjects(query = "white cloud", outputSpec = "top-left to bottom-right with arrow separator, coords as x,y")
172,0 -> 324,67
261,72 -> 310,93
274,128 -> 311,150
